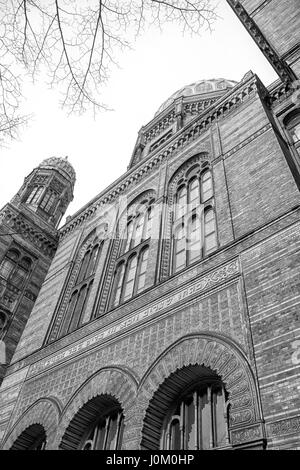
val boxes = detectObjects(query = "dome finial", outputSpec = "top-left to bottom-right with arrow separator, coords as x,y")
39,156 -> 76,184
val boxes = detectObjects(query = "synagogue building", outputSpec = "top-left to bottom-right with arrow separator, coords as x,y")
0,0 -> 299,450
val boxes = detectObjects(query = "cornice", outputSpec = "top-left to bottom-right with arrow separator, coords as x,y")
266,80 -> 295,107
143,109 -> 176,144
226,0 -> 295,82
0,204 -> 58,257
59,74 -> 262,241
142,95 -> 221,145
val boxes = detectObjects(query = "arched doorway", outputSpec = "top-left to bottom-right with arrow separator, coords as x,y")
10,424 -> 46,450
141,365 -> 230,450
60,394 -> 124,450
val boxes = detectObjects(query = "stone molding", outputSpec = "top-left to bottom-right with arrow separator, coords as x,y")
0,205 -> 58,257
227,1 -> 294,82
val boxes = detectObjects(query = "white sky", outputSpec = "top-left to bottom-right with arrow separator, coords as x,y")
0,1 -> 278,225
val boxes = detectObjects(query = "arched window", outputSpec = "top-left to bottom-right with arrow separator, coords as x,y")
204,208 -> 217,254
144,206 -> 153,240
123,255 -> 138,302
40,189 -> 57,213
141,365 -> 230,451
173,224 -> 185,273
81,409 -> 124,450
26,186 -> 44,205
123,220 -> 134,253
187,214 -> 201,264
0,249 -> 32,289
171,166 -> 217,274
133,213 -> 144,247
284,111 -> 300,144
10,424 -> 47,450
58,239 -> 102,338
0,249 -> 20,280
59,396 -> 124,450
120,199 -> 153,255
176,186 -> 187,219
136,247 -> 149,294
111,195 -> 155,307
10,257 -> 32,288
86,245 -> 100,278
162,383 -> 228,450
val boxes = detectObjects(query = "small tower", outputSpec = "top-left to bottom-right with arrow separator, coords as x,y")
14,156 -> 76,228
0,157 -> 76,383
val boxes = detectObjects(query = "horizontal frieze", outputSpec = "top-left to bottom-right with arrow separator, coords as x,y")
27,258 -> 240,377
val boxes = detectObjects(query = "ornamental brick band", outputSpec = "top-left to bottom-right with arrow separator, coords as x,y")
29,258 -> 239,377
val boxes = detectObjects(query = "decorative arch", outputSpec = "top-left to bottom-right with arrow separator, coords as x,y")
116,189 -> 156,243
2,398 -> 61,450
97,189 -> 156,315
55,366 -> 138,450
9,424 -> 46,450
130,334 -> 263,449
160,153 -> 215,280
46,223 -> 108,342
168,153 -> 210,195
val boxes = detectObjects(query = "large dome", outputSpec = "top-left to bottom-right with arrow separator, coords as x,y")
39,156 -> 76,184
155,78 -> 237,115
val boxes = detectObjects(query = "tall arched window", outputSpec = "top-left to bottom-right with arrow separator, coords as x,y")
112,263 -> 125,308
0,249 -> 32,289
171,166 -> 217,274
10,424 -> 47,450
40,189 -> 58,214
59,396 -> 124,450
120,198 -> 154,256
141,365 -> 230,451
0,249 -> 19,280
26,186 -> 44,205
136,247 -> 149,294
162,382 -> 228,450
122,255 -> 138,302
81,409 -> 124,450
58,239 -> 102,337
110,195 -> 155,307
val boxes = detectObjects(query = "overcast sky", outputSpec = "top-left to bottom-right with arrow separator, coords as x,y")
0,1 -> 278,226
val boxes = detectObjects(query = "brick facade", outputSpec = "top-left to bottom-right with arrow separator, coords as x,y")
0,2 -> 299,451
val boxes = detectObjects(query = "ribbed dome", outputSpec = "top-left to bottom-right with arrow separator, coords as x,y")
39,156 -> 76,184
155,78 -> 237,115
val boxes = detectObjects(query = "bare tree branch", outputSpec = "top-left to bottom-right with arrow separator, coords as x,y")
0,0 -> 218,144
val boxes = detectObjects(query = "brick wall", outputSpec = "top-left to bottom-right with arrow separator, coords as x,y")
241,221 -> 300,448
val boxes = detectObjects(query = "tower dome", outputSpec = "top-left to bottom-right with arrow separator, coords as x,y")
155,78 -> 237,116
39,156 -> 76,186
